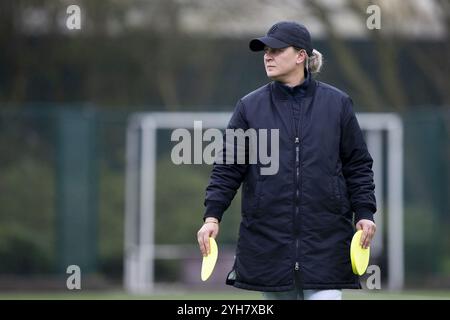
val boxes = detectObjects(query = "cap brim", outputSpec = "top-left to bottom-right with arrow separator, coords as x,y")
249,36 -> 290,51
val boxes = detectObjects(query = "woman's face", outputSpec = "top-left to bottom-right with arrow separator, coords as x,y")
264,46 -> 306,82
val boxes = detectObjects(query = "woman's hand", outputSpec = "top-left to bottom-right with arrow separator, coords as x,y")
197,218 -> 220,256
355,219 -> 376,249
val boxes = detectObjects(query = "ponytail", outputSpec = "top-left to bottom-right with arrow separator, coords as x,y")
307,49 -> 323,74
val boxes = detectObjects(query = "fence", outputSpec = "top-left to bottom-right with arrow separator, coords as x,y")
0,106 -> 448,290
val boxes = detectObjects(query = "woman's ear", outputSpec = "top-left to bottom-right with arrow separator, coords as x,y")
296,50 -> 307,65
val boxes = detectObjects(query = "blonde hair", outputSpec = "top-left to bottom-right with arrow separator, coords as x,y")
306,49 -> 323,74
294,47 -> 323,74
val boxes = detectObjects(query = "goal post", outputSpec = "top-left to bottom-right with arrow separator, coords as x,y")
124,112 -> 404,293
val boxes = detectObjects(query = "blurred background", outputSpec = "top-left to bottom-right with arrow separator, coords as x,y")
0,0 -> 449,299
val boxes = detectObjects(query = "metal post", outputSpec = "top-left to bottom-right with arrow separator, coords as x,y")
387,117 -> 404,290
366,130 -> 384,257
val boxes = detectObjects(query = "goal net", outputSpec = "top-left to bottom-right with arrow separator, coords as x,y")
124,112 -> 403,293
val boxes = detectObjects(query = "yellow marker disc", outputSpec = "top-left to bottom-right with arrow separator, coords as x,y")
350,230 -> 370,276
201,237 -> 218,281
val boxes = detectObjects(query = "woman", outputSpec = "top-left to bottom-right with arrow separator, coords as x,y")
197,21 -> 376,300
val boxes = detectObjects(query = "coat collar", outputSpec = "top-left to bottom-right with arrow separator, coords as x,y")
269,72 -> 317,138
270,69 -> 316,101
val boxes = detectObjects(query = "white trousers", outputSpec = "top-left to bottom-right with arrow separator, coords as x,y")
262,289 -> 342,300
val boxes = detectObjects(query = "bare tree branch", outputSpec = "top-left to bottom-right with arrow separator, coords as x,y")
304,0 -> 384,111
347,0 -> 408,111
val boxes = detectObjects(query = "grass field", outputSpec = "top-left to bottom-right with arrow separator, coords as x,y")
1,290 -> 450,300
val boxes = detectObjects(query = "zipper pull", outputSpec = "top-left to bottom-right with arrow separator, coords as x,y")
295,262 -> 299,271
295,137 -> 300,162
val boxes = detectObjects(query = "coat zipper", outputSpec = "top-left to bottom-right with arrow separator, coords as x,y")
289,92 -> 305,281
291,83 -> 313,283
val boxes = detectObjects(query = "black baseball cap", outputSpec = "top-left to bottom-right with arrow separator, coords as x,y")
249,21 -> 313,56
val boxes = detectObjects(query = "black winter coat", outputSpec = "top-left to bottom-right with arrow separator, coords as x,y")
204,77 -> 376,291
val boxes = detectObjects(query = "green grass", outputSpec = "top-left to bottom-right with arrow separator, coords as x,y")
1,290 -> 450,300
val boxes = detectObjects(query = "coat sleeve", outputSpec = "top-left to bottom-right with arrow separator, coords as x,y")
340,97 -> 377,223
203,99 -> 249,222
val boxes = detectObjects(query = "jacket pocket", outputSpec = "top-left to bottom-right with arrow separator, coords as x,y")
254,180 -> 263,212
330,176 -> 342,213
241,180 -> 262,222
338,176 -> 352,215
